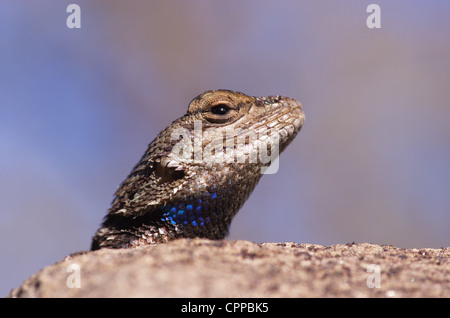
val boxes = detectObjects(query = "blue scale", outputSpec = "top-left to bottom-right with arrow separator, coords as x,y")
160,191 -> 218,227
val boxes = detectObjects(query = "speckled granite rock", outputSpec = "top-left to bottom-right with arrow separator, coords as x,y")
8,239 -> 450,298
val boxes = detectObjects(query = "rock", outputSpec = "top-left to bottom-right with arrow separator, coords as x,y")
8,239 -> 450,298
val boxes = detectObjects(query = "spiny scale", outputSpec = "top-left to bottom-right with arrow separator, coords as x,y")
91,89 -> 305,250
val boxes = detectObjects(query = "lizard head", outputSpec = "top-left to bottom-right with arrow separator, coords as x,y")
187,89 -> 304,133
180,89 -> 305,164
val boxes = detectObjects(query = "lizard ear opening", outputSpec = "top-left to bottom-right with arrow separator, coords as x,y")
154,162 -> 185,185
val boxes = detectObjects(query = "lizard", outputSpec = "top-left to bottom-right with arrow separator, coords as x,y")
91,89 -> 305,250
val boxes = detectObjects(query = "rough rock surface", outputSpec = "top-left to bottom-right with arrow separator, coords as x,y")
8,239 -> 449,298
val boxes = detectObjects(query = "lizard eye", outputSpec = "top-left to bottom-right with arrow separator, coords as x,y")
210,104 -> 230,115
202,101 -> 239,124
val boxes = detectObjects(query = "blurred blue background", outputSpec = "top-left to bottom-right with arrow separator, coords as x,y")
1,1 -> 449,296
